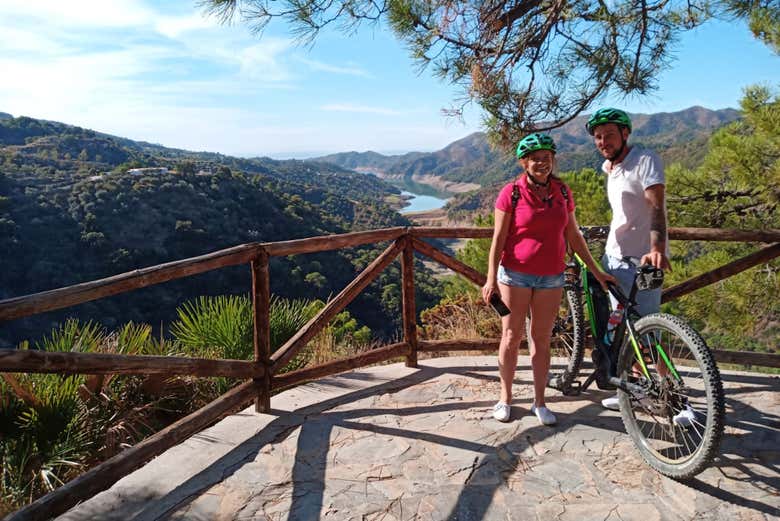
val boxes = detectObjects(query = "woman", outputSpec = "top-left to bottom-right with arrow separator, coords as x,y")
482,133 -> 614,425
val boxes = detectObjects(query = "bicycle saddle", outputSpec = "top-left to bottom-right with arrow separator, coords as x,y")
636,265 -> 664,290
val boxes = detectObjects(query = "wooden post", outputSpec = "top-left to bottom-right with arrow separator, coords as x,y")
251,250 -> 271,413
401,234 -> 418,367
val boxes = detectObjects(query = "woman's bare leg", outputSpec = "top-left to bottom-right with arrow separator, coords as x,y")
528,287 -> 564,407
497,283 -> 532,404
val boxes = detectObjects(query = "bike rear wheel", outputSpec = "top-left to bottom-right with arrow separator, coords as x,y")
547,286 -> 586,391
617,313 -> 725,479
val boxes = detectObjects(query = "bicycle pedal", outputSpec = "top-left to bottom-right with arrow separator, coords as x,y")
595,373 -> 617,391
561,380 -> 582,396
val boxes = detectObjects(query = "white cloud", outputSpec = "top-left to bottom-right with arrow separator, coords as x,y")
0,0 -> 155,28
321,104 -> 401,115
235,39 -> 295,82
298,58 -> 372,78
0,47 -> 167,116
0,2 -> 225,44
0,3 -> 298,125
0,1 -> 483,156
0,26 -> 70,54
155,12 -> 220,39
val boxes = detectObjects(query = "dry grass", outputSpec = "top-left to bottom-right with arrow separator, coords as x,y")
420,294 -> 502,342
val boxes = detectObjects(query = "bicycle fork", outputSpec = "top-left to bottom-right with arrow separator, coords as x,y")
563,320 -> 680,398
608,323 -> 683,397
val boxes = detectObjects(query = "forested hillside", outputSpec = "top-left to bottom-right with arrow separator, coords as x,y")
0,116 -> 441,345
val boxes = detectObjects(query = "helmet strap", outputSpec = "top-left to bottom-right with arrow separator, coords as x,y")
526,172 -> 551,187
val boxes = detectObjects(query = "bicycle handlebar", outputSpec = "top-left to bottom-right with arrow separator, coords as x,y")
604,263 -> 665,307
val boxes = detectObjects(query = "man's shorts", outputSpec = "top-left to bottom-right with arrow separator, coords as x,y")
497,265 -> 565,289
602,254 -> 661,316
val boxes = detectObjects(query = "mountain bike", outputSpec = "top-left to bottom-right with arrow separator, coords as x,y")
546,227 -> 725,479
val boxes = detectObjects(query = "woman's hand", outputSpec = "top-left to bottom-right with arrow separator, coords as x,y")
593,270 -> 617,292
482,281 -> 498,304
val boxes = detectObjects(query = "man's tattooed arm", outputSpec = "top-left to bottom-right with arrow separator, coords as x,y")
642,184 -> 672,270
649,204 -> 667,252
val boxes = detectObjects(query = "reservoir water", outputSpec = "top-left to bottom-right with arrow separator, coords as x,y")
399,190 -> 449,214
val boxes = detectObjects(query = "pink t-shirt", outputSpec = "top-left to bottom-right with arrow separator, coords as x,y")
495,175 -> 575,275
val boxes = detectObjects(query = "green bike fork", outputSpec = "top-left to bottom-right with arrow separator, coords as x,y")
627,326 -> 681,382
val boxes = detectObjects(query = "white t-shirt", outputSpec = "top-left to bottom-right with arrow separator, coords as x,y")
603,146 -> 668,259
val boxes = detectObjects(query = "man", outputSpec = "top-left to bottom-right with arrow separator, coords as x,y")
586,108 -> 693,425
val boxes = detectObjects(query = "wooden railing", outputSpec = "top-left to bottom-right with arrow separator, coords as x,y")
1,225 -> 779,521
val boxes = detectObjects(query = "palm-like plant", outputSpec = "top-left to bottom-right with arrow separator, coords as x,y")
171,295 -> 254,361
0,320 -> 182,511
36,319 -> 104,353
2,295 -> 371,512
170,294 -> 321,385
1,321 -> 98,508
171,294 -> 320,361
1,371 -> 90,510
270,297 -> 322,372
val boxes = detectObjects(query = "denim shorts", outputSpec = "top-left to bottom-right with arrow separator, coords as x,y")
497,265 -> 565,289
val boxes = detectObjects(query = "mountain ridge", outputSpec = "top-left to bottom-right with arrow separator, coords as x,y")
313,106 -> 741,188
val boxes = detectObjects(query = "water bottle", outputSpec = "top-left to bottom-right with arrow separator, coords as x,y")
604,304 -> 624,345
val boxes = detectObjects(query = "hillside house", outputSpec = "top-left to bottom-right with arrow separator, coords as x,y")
127,167 -> 168,175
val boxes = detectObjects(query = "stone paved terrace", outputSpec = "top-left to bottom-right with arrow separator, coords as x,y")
57,356 -> 779,521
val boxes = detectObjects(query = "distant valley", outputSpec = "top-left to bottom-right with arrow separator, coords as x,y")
314,106 -> 741,206
0,114 -> 437,345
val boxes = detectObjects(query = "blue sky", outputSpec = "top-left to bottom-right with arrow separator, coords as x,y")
0,1 -> 777,158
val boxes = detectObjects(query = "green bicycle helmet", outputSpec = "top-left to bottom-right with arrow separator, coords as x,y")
586,108 -> 632,135
516,132 -> 556,159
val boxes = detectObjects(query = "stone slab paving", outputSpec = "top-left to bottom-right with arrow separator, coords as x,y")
58,356 -> 779,521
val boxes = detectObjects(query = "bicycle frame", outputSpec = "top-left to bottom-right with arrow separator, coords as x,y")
550,235 -> 726,479
570,253 -> 681,394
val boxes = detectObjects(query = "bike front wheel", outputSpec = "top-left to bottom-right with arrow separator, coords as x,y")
617,313 -> 725,479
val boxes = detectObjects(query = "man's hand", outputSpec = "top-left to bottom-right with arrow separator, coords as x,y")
641,250 -> 672,271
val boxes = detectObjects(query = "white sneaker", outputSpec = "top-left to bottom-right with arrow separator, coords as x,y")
673,404 -> 697,428
493,402 -> 511,422
601,395 -> 620,411
602,392 -> 653,411
531,404 -> 557,426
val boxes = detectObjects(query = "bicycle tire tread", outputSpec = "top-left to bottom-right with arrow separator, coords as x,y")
618,313 -> 725,480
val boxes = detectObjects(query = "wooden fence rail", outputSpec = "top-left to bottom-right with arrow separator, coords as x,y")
1,225 -> 779,521
0,349 -> 261,378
